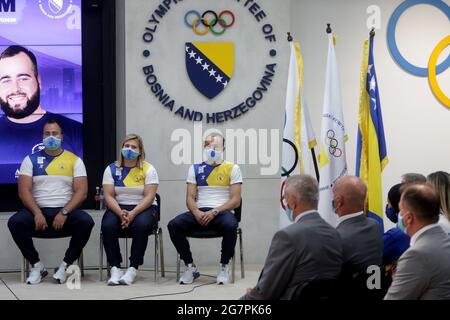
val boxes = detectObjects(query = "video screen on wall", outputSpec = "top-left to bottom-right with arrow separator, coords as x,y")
0,0 -> 83,184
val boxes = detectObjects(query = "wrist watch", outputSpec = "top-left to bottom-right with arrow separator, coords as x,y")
212,209 -> 219,216
61,208 -> 69,216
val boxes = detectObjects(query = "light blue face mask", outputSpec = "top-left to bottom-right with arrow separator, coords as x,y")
43,136 -> 61,151
121,147 -> 140,160
204,148 -> 223,163
286,204 -> 294,222
397,213 -> 407,234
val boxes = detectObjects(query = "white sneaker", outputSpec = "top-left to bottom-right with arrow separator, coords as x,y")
53,262 -> 68,284
107,266 -> 124,286
119,267 -> 137,285
26,262 -> 48,285
217,264 -> 230,285
179,263 -> 200,284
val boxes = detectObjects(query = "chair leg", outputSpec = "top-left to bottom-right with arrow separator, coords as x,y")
176,254 -> 180,283
125,238 -> 129,269
79,251 -> 85,277
21,256 -> 26,283
239,230 -> 245,279
99,233 -> 103,281
232,255 -> 235,284
154,232 -> 158,282
159,228 -> 165,277
25,260 -> 30,280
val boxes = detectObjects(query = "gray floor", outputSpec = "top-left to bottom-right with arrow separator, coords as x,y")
0,265 -> 262,300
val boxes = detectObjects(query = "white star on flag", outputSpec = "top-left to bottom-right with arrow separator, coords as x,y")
215,74 -> 223,83
208,69 -> 216,77
202,62 -> 209,71
367,64 -> 373,76
185,46 -> 190,52
195,57 -> 203,64
188,50 -> 196,58
369,76 -> 376,91
371,97 -> 377,110
222,80 -> 228,87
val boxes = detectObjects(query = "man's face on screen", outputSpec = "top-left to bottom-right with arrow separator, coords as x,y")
0,52 -> 41,119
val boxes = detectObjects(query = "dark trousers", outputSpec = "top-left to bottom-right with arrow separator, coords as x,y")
8,208 -> 95,265
167,208 -> 238,265
101,205 -> 158,269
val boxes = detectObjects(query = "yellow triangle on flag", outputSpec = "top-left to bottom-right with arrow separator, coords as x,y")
192,42 -> 234,78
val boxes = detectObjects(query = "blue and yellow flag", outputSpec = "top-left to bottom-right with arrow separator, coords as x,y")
355,35 -> 388,232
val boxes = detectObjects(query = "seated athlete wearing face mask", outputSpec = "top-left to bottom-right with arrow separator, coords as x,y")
101,134 -> 159,286
167,132 -> 242,285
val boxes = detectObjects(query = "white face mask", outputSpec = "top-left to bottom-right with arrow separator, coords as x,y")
203,148 -> 223,163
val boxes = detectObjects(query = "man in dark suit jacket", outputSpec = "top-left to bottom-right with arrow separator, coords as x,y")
240,175 -> 343,300
333,176 -> 383,276
384,184 -> 450,300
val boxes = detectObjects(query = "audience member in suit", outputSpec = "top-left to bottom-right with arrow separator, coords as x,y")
384,184 -> 450,300
333,176 -> 383,276
383,183 -> 410,269
240,175 -> 343,300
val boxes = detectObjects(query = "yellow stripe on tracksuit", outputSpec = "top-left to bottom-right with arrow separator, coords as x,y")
45,150 -> 78,177
123,162 -> 151,187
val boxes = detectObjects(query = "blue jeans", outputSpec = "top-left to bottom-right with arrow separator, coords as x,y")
101,205 -> 158,269
168,208 -> 238,265
8,208 -> 94,265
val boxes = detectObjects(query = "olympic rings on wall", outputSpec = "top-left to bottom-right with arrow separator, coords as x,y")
387,0 -> 450,108
184,10 -> 235,35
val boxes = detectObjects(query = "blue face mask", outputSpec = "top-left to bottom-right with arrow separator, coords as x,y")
385,205 -> 398,224
43,136 -> 61,151
121,147 -> 140,160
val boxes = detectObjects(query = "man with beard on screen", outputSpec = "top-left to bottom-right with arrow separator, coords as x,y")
0,45 -> 83,183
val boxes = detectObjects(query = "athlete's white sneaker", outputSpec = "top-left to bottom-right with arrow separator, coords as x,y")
119,267 -> 137,285
217,264 -> 230,285
53,262 -> 68,284
107,266 -> 124,286
26,261 -> 48,285
179,263 -> 200,284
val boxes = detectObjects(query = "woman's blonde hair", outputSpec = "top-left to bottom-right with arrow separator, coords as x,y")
427,171 -> 450,220
117,134 -> 146,169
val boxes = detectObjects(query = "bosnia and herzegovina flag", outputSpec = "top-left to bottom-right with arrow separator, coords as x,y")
185,42 -> 234,99
356,35 -> 388,232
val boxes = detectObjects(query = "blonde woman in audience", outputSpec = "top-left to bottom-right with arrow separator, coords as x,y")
427,171 -> 450,236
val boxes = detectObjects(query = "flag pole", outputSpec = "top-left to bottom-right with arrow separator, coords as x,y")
287,32 -> 320,182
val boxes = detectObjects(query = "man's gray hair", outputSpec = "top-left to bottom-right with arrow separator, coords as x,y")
285,175 -> 319,206
402,173 -> 426,184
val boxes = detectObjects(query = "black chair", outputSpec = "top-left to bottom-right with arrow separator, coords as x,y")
22,230 -> 85,282
333,266 -> 390,300
175,200 -> 244,283
99,193 -> 165,281
293,279 -> 337,301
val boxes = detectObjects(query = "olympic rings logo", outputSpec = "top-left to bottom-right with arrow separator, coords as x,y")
387,0 -> 450,108
184,10 -> 235,36
325,130 -> 342,158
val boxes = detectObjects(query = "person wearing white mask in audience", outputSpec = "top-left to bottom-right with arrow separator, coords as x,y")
101,134 -> 159,285
168,133 -> 242,285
